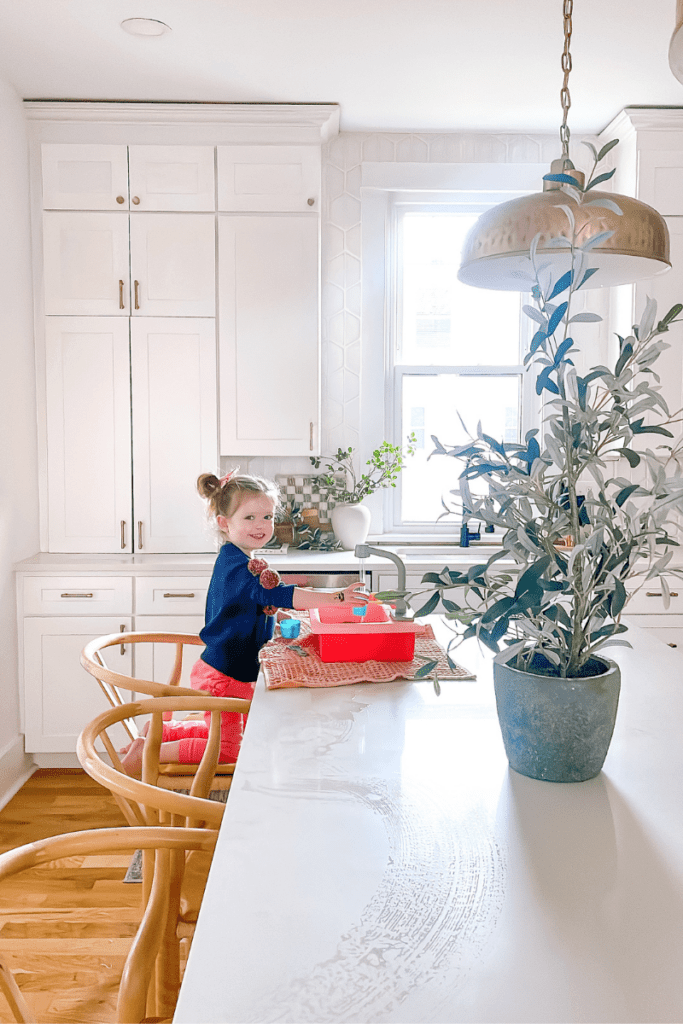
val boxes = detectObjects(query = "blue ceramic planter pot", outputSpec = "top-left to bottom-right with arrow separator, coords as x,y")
493,654 -> 621,783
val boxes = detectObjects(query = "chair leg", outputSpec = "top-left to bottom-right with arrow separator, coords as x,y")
119,847 -> 170,1024
154,847 -> 184,1019
0,956 -> 35,1024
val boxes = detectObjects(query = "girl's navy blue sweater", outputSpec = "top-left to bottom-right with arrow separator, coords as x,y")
199,543 -> 295,681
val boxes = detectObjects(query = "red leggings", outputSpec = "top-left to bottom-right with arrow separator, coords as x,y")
160,659 -> 256,764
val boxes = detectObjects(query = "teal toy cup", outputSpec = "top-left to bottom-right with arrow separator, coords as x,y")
280,618 -> 301,639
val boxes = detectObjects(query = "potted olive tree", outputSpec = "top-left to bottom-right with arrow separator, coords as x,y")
311,436 -> 416,549
386,147 -> 683,783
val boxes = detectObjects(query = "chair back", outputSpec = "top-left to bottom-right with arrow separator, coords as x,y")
81,631 -> 241,795
0,825 -> 217,1024
80,631 -> 206,745
78,694 -> 251,829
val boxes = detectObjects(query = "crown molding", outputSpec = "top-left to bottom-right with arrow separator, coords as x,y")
601,106 -> 683,137
23,101 -> 340,141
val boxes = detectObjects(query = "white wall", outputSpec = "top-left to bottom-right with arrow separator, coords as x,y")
0,78 -> 38,804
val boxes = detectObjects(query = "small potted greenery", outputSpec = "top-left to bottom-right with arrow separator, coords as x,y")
387,145 -> 683,783
311,436 -> 416,549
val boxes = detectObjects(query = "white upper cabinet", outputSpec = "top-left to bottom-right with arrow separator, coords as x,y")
131,317 -> 218,553
129,213 -> 216,317
128,146 -> 215,211
637,149 -> 683,216
41,143 -> 216,212
44,317 -> 132,552
41,144 -> 130,210
42,211 -> 130,316
218,214 -> 319,456
633,218 -> 683,425
217,145 -> 320,212
43,211 -> 216,317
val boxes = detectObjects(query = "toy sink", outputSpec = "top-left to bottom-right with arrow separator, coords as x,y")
308,603 -> 423,663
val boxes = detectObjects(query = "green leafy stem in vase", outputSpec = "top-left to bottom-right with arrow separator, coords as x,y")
310,435 -> 417,505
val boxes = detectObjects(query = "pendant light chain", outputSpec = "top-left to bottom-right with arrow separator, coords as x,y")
560,0 -> 573,163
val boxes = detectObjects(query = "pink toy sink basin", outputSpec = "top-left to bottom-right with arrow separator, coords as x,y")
308,603 -> 423,663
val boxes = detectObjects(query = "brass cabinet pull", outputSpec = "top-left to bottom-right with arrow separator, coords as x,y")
61,593 -> 93,598
121,520 -> 126,549
134,280 -> 140,309
163,592 -> 196,599
116,195 -> 125,204
119,280 -> 125,309
309,421 -> 314,451
120,624 -> 126,655
668,642 -> 678,648
307,197 -> 315,206
132,196 -> 140,205
138,521 -> 143,549
646,591 -> 679,598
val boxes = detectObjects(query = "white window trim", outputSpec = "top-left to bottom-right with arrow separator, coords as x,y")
360,162 -> 546,539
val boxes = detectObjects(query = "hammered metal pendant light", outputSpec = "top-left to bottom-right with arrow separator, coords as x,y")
459,0 -> 670,291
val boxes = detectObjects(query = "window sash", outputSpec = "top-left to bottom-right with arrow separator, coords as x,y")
386,201 -> 536,533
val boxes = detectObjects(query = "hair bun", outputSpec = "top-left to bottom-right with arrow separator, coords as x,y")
196,472 -> 221,498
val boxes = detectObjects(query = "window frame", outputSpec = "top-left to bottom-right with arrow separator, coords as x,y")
384,193 -> 538,535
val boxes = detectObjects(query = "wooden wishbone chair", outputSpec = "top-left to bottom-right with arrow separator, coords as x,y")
80,631 -> 239,797
77,695 -> 251,830
77,694 -> 250,1019
0,825 -> 217,1024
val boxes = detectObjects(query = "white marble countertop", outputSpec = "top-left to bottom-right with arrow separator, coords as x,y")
174,622 -> 683,1024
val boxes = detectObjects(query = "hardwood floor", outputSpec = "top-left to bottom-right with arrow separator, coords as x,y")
0,769 -> 141,1024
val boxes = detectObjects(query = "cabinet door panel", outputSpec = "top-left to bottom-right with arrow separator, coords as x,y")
45,317 -> 132,552
638,150 -> 683,216
43,212 -> 130,315
24,616 -> 132,752
41,144 -> 129,210
128,146 -> 215,211
219,215 -> 319,455
218,146 -> 320,212
131,318 -> 217,553
130,213 -> 215,316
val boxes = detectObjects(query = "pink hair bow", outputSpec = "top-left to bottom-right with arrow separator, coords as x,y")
219,466 -> 240,487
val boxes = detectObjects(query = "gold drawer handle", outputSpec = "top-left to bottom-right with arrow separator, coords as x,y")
134,280 -> 140,310
163,593 -> 196,598
61,593 -> 93,598
646,591 -> 679,598
118,279 -> 125,309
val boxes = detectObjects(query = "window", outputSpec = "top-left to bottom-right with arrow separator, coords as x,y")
388,200 -> 535,531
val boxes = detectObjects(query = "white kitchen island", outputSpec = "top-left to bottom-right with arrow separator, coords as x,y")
174,622 -> 683,1024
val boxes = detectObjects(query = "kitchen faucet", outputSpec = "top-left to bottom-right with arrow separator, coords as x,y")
354,544 -> 411,619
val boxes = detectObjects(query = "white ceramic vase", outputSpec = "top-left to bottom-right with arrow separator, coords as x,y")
330,502 -> 371,550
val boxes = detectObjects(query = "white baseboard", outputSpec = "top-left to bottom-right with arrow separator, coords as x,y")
31,753 -> 81,769
0,735 -> 35,811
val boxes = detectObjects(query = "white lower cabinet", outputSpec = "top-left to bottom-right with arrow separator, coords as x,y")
646,627 -> 683,651
23,615 -> 132,753
20,572 -> 211,760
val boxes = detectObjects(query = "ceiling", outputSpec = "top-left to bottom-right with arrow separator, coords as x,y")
1,0 -> 682,136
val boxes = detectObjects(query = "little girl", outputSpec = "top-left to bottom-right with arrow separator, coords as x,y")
121,469 -> 368,774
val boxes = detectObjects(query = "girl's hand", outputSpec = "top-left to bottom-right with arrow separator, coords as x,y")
340,583 -> 372,604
